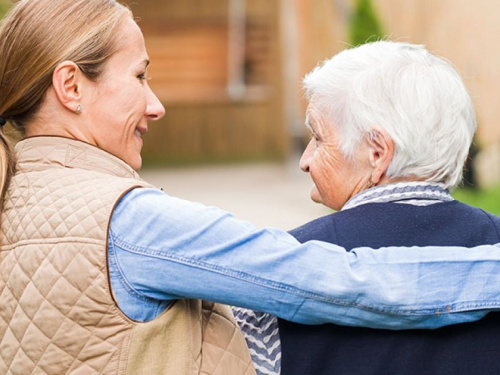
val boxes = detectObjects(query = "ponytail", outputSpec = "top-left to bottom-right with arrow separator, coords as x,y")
0,128 -> 16,209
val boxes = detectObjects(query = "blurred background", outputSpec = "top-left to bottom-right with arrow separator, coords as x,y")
1,0 -> 500,228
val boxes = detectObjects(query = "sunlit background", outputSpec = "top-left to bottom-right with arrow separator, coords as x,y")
2,0 -> 500,228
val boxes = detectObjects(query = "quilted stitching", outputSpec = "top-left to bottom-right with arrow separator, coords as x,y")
200,302 -> 256,375
1,139 -> 140,374
1,138 -> 255,375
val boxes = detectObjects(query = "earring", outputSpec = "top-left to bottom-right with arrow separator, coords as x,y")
75,104 -> 82,114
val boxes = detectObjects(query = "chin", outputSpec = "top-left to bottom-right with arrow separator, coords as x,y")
132,161 -> 142,171
310,192 -> 322,205
127,156 -> 142,171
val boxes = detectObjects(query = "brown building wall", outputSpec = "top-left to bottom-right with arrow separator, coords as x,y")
373,0 -> 500,148
135,0 -> 287,165
129,0 -> 500,168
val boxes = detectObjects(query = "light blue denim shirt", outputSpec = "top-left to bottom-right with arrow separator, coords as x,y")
233,181 -> 471,375
108,187 -> 500,329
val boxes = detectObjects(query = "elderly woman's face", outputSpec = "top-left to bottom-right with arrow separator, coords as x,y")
84,18 -> 165,170
300,104 -> 371,210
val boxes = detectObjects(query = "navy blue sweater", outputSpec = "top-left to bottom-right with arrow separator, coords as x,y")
279,201 -> 500,375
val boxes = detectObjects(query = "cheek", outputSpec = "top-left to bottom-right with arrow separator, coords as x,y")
309,164 -> 331,198
311,151 -> 336,181
312,156 -> 346,199
113,83 -> 147,115
132,86 -> 147,106
125,90 -> 145,111
130,92 -> 149,120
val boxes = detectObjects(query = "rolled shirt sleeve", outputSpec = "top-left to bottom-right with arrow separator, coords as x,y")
109,188 -> 500,329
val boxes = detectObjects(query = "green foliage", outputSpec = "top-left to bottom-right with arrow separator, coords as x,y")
349,0 -> 385,47
453,185 -> 500,216
0,0 -> 11,19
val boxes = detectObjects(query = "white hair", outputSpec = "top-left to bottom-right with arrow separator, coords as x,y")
303,41 -> 476,189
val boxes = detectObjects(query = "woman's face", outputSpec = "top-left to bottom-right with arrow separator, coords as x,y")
84,18 -> 165,170
300,103 -> 372,211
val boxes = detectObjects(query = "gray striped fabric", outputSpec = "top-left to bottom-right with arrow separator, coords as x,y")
233,182 -> 452,375
342,181 -> 453,210
232,309 -> 281,375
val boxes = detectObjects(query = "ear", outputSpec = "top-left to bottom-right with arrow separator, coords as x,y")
51,61 -> 82,113
367,126 -> 394,185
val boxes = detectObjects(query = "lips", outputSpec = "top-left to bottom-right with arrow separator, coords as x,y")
135,127 -> 147,138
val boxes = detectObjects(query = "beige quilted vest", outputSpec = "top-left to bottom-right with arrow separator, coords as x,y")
0,137 -> 255,375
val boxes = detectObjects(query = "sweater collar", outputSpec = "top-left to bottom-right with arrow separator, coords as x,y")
342,181 -> 454,211
15,136 -> 142,180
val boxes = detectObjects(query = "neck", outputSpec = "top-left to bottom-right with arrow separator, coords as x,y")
377,175 -> 423,186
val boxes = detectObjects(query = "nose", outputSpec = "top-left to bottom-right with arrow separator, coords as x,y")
299,139 -> 313,172
145,85 -> 166,121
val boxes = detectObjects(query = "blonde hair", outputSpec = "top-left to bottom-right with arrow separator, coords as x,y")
0,0 -> 132,206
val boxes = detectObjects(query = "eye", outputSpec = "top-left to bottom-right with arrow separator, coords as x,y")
137,73 -> 150,82
311,132 -> 321,144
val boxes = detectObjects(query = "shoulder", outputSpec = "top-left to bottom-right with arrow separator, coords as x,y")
110,188 -> 255,244
289,211 -> 340,243
288,204 -> 387,243
113,187 -> 228,221
112,187 -> 210,228
452,200 -> 500,227
110,188 -> 197,248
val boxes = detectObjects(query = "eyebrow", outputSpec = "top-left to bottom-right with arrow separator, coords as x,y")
137,59 -> 150,69
304,114 -> 314,132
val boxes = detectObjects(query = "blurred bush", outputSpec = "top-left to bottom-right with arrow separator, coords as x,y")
349,0 -> 385,46
0,0 -> 10,19
453,186 -> 500,215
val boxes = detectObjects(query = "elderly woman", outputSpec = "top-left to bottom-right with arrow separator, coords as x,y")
234,41 -> 500,375
1,1 -> 500,374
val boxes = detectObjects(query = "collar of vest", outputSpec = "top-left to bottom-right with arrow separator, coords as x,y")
15,136 -> 141,180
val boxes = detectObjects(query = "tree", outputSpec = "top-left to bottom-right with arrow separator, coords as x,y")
348,0 -> 384,47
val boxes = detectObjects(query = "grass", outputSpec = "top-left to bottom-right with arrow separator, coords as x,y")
452,186 -> 500,215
